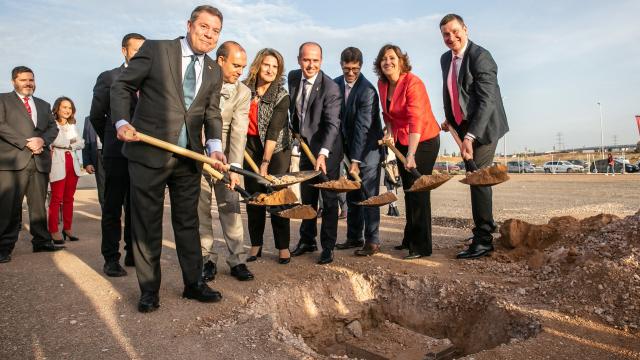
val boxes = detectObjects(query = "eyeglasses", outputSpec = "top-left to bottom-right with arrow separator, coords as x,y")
342,66 -> 361,74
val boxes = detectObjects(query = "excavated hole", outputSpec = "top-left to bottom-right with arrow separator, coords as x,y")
249,271 -> 541,359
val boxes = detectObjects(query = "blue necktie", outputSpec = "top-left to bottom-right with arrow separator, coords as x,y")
179,55 -> 197,148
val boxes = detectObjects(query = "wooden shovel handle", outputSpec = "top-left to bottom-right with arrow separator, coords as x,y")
128,131 -> 227,170
295,134 -> 317,167
378,139 -> 422,178
443,122 -> 478,171
349,170 -> 362,183
243,150 -> 261,173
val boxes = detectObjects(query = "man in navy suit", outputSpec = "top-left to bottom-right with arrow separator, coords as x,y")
89,33 -> 145,277
333,47 -> 384,256
439,14 -> 509,259
288,42 -> 342,265
0,66 -> 62,263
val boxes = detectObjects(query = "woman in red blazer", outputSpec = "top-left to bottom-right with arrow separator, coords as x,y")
375,44 -> 440,259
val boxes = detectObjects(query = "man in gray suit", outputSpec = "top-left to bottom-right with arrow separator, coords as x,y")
439,14 -> 509,259
111,5 -> 227,312
198,41 -> 253,282
0,66 -> 62,263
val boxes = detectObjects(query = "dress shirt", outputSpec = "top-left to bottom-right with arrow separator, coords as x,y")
446,41 -> 476,141
295,73 -> 330,158
116,37 -> 222,153
16,91 -> 37,127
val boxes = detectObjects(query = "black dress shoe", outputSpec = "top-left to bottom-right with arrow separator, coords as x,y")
278,257 -> 291,264
183,282 -> 222,303
291,242 -> 318,257
317,249 -> 334,265
103,261 -> 127,277
246,247 -> 262,262
33,243 -> 65,252
335,239 -> 364,250
230,263 -> 254,281
124,252 -> 135,267
138,292 -> 160,313
394,244 -> 408,250
456,243 -> 494,259
201,260 -> 217,282
62,230 -> 79,241
0,252 -> 11,263
53,239 -> 65,245
404,252 -> 430,260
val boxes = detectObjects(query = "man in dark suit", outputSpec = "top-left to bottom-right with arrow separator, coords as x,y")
333,47 -> 384,256
82,117 -> 104,208
288,42 -> 342,265
439,14 -> 509,259
90,33 -> 145,277
111,6 -> 227,312
0,66 -> 63,263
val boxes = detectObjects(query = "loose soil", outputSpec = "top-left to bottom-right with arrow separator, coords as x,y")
1,174 -> 639,359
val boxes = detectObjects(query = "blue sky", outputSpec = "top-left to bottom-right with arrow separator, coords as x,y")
1,0 -> 638,154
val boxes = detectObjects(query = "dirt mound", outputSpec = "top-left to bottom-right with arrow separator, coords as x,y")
495,210 -> 640,332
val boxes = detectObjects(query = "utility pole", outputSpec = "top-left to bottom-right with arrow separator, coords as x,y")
597,101 -> 605,159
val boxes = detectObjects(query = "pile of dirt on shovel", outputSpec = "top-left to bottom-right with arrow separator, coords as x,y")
460,164 -> 510,185
249,188 -> 298,206
407,172 -> 452,192
495,210 -> 640,333
312,177 -> 360,192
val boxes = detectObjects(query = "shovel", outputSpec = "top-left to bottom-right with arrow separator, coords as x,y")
241,150 -> 315,219
243,150 -> 321,189
378,139 -> 452,192
129,130 -> 297,205
341,158 -> 397,207
293,133 -> 360,193
444,122 -> 510,186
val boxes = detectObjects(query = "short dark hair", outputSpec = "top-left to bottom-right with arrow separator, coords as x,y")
298,42 -> 323,57
440,13 -> 465,28
121,33 -> 146,48
215,41 -> 245,59
12,66 -> 33,80
190,5 -> 223,24
340,47 -> 363,66
373,44 -> 412,80
52,96 -> 77,125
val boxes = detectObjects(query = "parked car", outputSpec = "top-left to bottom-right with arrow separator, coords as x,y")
507,160 -> 535,173
590,159 -> 639,173
456,161 -> 466,171
567,159 -> 588,169
433,161 -> 461,172
543,161 -> 584,173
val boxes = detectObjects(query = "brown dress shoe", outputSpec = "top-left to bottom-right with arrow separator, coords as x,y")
354,243 -> 380,257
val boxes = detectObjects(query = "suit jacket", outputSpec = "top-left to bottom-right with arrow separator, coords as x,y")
90,65 -> 137,159
82,117 -> 99,167
288,69 -> 341,155
378,72 -> 440,146
334,74 -> 383,162
219,81 -> 251,166
441,40 -> 509,145
111,38 -> 223,168
0,92 -> 58,172
50,123 -> 84,182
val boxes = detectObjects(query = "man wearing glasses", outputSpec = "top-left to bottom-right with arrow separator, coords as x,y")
334,47 -> 384,256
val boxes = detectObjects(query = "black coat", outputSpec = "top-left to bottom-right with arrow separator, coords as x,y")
441,40 -> 509,145
334,74 -> 383,162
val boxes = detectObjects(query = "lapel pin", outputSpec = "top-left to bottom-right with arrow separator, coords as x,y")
208,65 -> 212,70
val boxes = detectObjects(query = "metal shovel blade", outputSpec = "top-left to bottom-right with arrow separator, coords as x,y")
272,204 -> 317,219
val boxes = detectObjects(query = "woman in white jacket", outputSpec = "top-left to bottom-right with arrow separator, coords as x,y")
48,97 -> 84,243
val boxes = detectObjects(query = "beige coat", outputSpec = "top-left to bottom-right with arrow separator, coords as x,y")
50,122 -> 84,182
212,81 -> 251,165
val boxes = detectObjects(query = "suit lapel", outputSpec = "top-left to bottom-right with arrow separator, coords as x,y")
191,55 -> 214,109
167,39 -> 186,109
34,99 -> 48,130
304,72 -> 322,118
10,92 -> 34,128
337,77 -> 346,115
345,75 -> 361,114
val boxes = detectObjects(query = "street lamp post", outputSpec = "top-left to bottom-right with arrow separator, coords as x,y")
597,101 -> 604,159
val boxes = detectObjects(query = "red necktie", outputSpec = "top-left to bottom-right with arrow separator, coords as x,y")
450,56 -> 464,125
23,97 -> 32,116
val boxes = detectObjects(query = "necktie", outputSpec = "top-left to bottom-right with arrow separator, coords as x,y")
179,55 -> 197,148
344,84 -> 351,105
298,79 -> 310,131
450,56 -> 464,125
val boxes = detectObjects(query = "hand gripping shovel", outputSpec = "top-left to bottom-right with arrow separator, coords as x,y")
341,158 -> 397,207
293,133 -> 360,193
445,123 -> 510,186
378,139 -> 452,192
243,150 -> 321,190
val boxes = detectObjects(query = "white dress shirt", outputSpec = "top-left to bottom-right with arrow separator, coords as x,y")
15,91 -> 37,127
